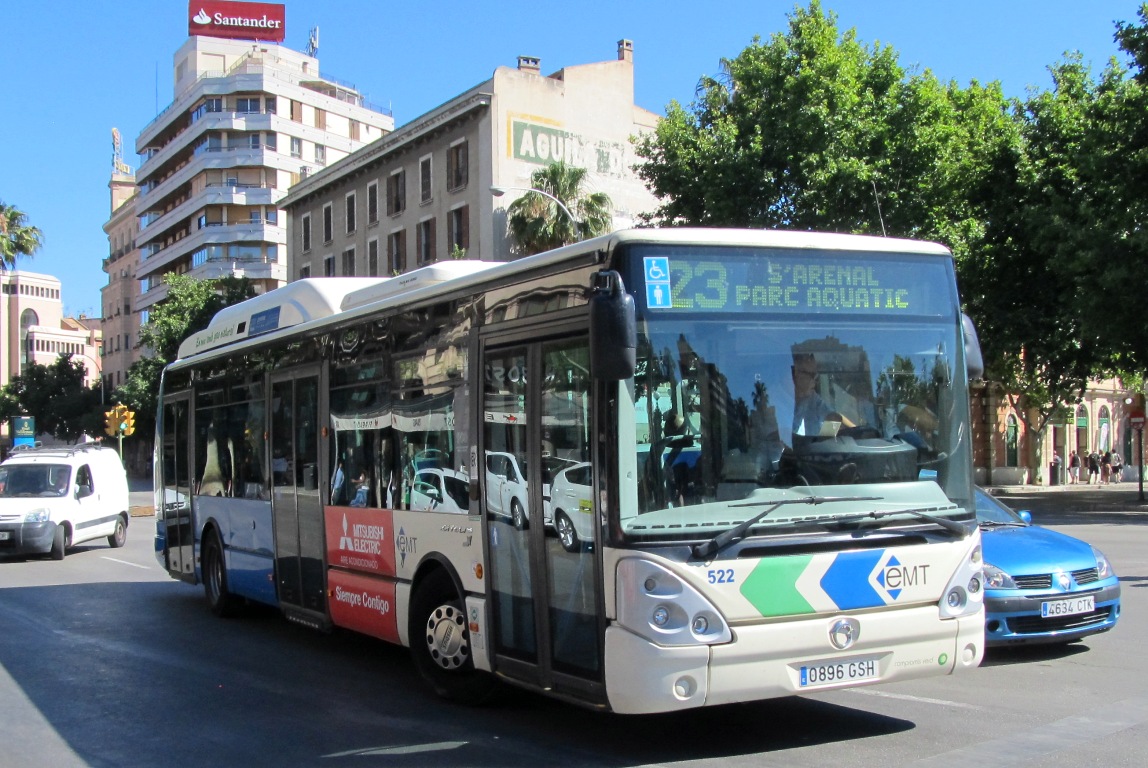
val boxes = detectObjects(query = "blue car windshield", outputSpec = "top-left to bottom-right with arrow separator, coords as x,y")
975,488 -> 1026,525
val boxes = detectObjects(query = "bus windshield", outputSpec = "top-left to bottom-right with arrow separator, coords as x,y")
617,245 -> 974,541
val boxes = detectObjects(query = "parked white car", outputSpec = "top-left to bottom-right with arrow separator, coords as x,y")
0,443 -> 130,560
485,451 -> 575,530
549,462 -> 594,551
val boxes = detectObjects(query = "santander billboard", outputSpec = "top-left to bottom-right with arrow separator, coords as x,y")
188,1 -> 285,43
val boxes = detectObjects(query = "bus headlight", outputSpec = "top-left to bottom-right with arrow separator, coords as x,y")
616,558 -> 732,646
938,530 -> 985,619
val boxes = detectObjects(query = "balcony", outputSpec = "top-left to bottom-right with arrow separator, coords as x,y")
138,221 -> 286,280
138,184 -> 276,244
137,111 -> 278,181
135,146 -> 285,217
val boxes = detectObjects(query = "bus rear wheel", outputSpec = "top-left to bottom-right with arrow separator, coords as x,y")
410,569 -> 496,705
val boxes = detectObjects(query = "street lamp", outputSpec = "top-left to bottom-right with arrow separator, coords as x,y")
490,185 -> 577,225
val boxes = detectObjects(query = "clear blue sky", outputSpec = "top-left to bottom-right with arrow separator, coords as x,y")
0,0 -> 1137,316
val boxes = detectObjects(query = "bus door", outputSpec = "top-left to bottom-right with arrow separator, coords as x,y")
159,393 -> 194,582
481,332 -> 604,701
269,368 -> 326,616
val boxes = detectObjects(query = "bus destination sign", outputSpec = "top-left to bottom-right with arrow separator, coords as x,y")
639,251 -> 952,316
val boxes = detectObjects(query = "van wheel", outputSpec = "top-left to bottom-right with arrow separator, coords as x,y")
203,531 -> 242,618
50,524 -> 67,560
409,570 -> 497,705
107,516 -> 127,548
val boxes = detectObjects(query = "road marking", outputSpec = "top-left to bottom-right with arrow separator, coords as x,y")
101,556 -> 151,570
910,694 -> 1148,766
323,742 -> 467,757
847,688 -> 985,710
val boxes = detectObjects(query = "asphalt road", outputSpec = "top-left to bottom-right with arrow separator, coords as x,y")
1,488 -> 1145,768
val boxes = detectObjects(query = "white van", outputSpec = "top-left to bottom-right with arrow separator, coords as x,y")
0,443 -> 131,560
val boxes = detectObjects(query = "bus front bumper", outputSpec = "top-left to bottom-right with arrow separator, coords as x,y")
604,604 -> 984,714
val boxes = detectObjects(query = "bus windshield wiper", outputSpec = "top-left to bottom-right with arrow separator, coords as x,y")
823,506 -> 973,538
692,495 -> 881,560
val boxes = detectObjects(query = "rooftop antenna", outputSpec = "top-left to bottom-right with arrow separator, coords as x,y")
306,26 -> 319,57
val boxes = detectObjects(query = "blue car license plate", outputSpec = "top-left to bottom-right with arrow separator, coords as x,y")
1041,595 -> 1095,618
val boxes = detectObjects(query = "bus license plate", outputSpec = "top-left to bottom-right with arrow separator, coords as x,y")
1041,595 -> 1094,618
800,658 -> 878,687
0,531 -> 10,541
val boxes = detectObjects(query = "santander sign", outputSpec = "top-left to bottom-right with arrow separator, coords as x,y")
188,1 -> 286,43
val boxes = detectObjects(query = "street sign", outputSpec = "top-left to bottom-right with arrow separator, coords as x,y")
1132,416 -> 1145,428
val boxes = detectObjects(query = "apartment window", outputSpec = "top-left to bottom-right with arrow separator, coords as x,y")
367,182 -> 379,224
367,238 -> 379,276
264,132 -> 277,151
247,133 -> 260,149
387,169 -> 406,215
265,96 -> 277,114
350,119 -> 361,141
236,97 -> 260,113
324,255 -> 335,277
290,100 -> 302,122
416,218 -> 436,264
301,213 -> 312,252
315,144 -> 326,166
314,108 -> 326,130
290,137 -> 302,158
299,264 -> 311,279
123,302 -> 131,315
345,192 -> 357,233
342,247 -> 356,276
419,155 -> 433,204
447,140 -> 468,190
387,230 -> 406,274
322,204 -> 333,243
448,205 -> 469,254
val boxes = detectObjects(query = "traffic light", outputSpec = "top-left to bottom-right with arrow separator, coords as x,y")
123,409 -> 136,437
104,408 -> 119,437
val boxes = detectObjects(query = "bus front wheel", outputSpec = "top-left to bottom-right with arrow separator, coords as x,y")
410,569 -> 496,705
203,531 -> 242,618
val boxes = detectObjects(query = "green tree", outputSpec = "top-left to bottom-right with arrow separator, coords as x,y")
506,160 -> 613,255
632,1 -> 1012,265
961,55 -> 1105,467
0,355 -> 102,441
116,274 -> 255,428
1,202 -> 43,269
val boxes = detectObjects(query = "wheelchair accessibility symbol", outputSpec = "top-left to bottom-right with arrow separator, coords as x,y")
644,257 -> 672,309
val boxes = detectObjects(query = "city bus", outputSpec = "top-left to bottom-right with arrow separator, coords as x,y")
154,228 -> 987,714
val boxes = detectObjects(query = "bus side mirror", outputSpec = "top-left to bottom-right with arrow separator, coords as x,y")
962,314 -> 984,382
589,270 -> 636,381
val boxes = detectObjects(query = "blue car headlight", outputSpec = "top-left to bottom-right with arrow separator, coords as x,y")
983,563 -> 1017,590
1093,547 -> 1114,580
23,508 -> 51,523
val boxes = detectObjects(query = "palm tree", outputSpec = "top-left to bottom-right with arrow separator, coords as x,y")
506,161 -> 612,255
1,202 -> 44,270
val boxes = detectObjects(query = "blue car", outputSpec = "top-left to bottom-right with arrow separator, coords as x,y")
976,487 -> 1121,646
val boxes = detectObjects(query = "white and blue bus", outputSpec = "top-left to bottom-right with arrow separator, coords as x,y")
155,228 -> 986,713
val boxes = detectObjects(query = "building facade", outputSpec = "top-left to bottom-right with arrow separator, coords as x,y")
1,271 -> 103,451
132,35 -> 394,317
280,40 -> 659,279
102,162 -> 140,391
972,379 -> 1140,486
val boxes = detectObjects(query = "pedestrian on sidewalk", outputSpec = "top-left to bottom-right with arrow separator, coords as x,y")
1111,451 -> 1124,484
1069,450 -> 1081,484
1102,450 -> 1112,484
1088,450 -> 1100,484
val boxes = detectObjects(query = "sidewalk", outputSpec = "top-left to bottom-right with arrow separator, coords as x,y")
985,478 -> 1148,515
